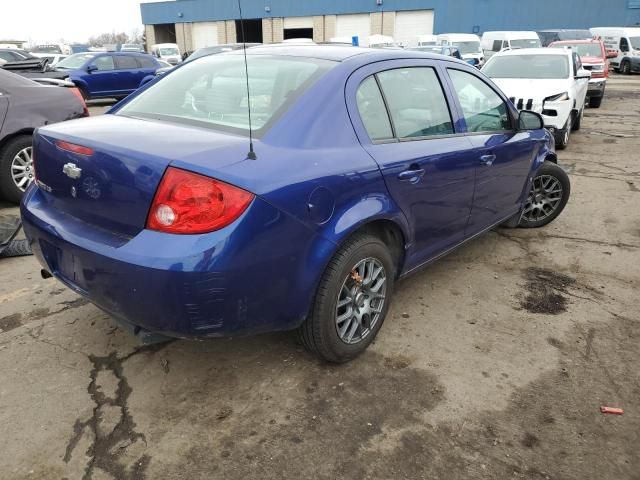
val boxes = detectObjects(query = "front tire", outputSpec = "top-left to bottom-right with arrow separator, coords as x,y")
621,60 -> 631,75
0,135 -> 34,203
519,161 -> 570,228
297,233 -> 395,363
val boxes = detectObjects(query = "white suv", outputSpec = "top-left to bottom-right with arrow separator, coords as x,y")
481,48 -> 590,149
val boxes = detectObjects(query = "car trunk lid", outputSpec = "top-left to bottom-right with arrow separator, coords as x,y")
34,114 -> 249,237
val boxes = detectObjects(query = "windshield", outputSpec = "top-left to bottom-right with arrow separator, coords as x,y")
159,48 -> 179,56
484,54 -> 569,79
510,38 -> 542,49
55,53 -> 96,69
452,41 -> 480,54
631,37 -> 640,50
550,43 -> 602,57
117,55 -> 335,134
32,45 -> 62,54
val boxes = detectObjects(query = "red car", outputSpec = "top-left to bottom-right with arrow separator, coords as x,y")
549,39 -> 614,108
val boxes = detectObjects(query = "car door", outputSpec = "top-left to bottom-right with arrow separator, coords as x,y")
85,55 -> 117,97
445,67 -> 536,233
113,55 -> 140,94
347,60 -> 478,269
571,52 -> 589,107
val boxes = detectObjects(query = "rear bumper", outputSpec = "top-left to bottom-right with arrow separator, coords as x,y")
21,186 -> 332,338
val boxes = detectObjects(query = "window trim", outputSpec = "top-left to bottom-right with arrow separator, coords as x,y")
445,66 -> 516,136
357,65 -> 462,145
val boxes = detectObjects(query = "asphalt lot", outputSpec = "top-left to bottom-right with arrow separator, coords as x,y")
1,75 -> 639,479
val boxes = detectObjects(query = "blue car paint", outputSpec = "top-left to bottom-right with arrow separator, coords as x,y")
59,53 -> 161,99
21,46 -> 556,339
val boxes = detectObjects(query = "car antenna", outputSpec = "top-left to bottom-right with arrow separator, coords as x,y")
237,0 -> 257,160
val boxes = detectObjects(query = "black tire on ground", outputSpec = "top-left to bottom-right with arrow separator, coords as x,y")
573,108 -> 583,131
297,232 -> 395,363
519,161 -> 571,229
589,95 -> 603,108
0,239 -> 32,258
621,60 -> 631,75
0,135 -> 33,204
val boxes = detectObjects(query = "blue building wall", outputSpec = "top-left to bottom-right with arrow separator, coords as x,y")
141,0 -> 640,33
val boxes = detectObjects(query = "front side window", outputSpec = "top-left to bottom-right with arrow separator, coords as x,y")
117,55 -> 335,134
93,56 -> 115,71
492,40 -> 502,51
376,67 -> 454,139
356,76 -> 393,141
448,69 -> 511,133
620,37 -> 630,51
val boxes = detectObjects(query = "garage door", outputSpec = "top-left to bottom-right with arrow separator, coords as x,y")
192,22 -> 218,49
283,16 -> 313,29
394,10 -> 434,48
335,13 -> 371,45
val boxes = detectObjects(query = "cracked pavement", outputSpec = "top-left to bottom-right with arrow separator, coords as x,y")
0,75 -> 639,479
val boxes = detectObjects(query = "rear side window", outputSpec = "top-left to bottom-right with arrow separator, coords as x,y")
93,56 -> 115,71
448,69 -> 511,133
138,56 -> 157,68
376,67 -> 454,139
115,56 -> 139,70
356,76 -> 393,141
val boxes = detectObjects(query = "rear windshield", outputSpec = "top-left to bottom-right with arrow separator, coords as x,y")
510,38 -> 542,49
550,43 -> 602,57
55,53 -> 95,69
483,54 -> 569,79
117,54 -> 335,135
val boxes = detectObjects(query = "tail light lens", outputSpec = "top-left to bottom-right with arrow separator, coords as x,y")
55,140 -> 94,156
147,167 -> 254,234
69,87 -> 89,117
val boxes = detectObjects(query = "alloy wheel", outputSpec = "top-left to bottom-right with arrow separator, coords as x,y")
335,257 -> 387,345
522,174 -> 564,223
11,147 -> 34,192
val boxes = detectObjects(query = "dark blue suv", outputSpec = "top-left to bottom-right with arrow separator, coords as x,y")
51,52 -> 162,100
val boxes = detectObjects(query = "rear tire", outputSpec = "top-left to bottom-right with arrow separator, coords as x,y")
519,161 -> 570,229
297,233 -> 395,363
589,95 -> 603,108
0,135 -> 34,204
621,60 -> 631,75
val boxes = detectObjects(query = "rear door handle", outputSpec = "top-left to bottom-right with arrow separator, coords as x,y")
480,154 -> 496,166
398,168 -> 426,183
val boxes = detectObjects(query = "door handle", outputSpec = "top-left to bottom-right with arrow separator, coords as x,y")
480,154 -> 496,166
398,168 -> 426,183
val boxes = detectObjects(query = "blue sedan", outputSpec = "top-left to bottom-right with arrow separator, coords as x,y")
49,52 -> 162,100
21,45 -> 570,362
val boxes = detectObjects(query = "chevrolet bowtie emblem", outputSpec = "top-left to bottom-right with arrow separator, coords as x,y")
62,162 -> 82,179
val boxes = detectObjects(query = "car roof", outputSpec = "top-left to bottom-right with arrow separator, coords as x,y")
493,47 -> 571,57
231,43 -> 460,64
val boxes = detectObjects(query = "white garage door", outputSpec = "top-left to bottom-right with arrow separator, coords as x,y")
335,13 -> 371,45
284,16 -> 314,29
394,10 -> 434,48
192,22 -> 218,49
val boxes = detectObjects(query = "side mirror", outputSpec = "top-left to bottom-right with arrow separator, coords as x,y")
86,64 -> 98,73
606,50 -> 618,59
575,68 -> 591,80
518,110 -> 544,131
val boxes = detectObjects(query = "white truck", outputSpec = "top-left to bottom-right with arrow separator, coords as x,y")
150,43 -> 182,65
590,27 -> 640,74
437,33 -> 484,66
481,31 -> 541,60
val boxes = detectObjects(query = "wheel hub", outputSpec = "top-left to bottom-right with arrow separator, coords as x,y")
522,174 -> 563,223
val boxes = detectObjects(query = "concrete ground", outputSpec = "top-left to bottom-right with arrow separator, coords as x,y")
1,76 -> 639,480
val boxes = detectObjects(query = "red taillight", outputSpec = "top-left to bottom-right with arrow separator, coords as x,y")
69,87 -> 90,117
147,167 -> 254,234
55,140 -> 94,156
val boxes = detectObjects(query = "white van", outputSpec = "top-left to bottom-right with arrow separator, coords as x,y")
417,34 -> 439,47
150,43 -> 182,65
481,31 -> 541,59
590,27 -> 640,74
438,33 -> 483,65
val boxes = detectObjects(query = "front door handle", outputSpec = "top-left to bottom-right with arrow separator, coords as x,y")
480,154 -> 496,166
398,168 -> 426,184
